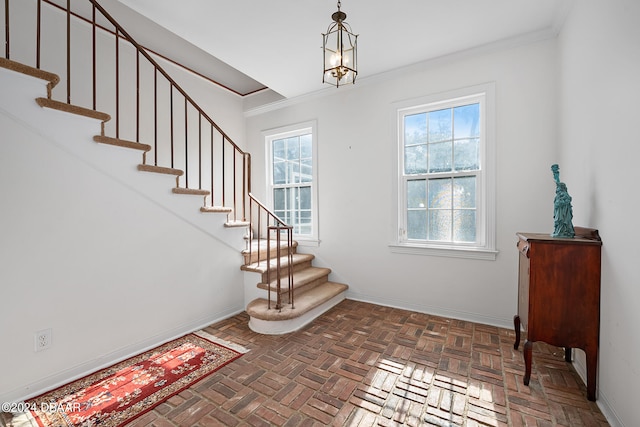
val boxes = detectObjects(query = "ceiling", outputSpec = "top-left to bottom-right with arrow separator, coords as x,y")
106,0 -> 574,99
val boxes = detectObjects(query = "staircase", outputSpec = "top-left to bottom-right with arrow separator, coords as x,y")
242,239 -> 348,335
1,0 -> 348,335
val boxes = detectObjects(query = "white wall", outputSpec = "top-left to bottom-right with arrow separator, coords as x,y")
245,36 -> 560,328
558,1 -> 640,425
0,1 -> 248,402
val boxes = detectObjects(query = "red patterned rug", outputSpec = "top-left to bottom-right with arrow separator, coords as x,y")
22,333 -> 244,427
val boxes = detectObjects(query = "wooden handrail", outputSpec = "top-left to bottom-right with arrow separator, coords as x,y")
87,0 -> 244,156
249,193 -> 287,226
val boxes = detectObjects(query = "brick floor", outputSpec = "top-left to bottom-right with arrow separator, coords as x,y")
1,299 -> 610,426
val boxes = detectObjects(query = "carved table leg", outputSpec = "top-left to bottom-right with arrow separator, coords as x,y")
513,315 -> 521,350
523,340 -> 533,386
564,347 -> 572,362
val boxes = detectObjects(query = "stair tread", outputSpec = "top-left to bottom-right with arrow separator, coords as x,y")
200,206 -> 233,213
0,58 -> 59,87
246,282 -> 348,321
173,187 -> 210,196
225,220 -> 250,228
94,135 -> 151,152
137,164 -> 184,176
258,267 -> 331,291
241,253 -> 314,273
36,98 -> 110,122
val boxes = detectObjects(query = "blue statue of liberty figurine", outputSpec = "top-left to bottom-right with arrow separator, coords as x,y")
551,164 -> 574,238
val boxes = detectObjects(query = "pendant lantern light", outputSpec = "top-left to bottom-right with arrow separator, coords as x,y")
322,1 -> 358,87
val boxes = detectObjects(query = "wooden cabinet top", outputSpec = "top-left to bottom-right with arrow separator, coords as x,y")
517,227 -> 602,247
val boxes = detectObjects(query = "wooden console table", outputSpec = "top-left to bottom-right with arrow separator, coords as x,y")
513,227 -> 602,401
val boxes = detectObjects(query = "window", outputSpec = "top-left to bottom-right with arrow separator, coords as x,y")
391,84 -> 497,260
265,121 -> 319,245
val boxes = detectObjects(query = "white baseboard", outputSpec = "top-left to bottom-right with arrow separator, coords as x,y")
346,292 -> 513,329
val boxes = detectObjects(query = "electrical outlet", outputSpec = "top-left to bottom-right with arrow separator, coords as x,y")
34,328 -> 52,352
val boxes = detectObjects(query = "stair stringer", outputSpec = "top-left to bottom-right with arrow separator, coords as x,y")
0,66 -> 248,252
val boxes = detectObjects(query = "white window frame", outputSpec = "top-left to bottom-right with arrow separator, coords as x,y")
264,121 -> 319,247
390,83 -> 497,260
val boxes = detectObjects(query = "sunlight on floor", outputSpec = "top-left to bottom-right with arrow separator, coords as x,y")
346,357 -> 502,426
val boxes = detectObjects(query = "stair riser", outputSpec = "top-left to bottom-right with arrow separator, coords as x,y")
257,271 -> 329,294
243,246 -> 297,264
258,259 -> 313,283
267,276 -> 330,304
243,238 -> 299,264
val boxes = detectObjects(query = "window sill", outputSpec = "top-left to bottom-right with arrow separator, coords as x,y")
389,243 -> 498,260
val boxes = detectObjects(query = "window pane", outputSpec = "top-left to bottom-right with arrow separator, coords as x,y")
273,161 -> 286,185
407,180 -> 426,208
300,210 -> 312,221
454,138 -> 479,171
404,145 -> 427,174
405,113 -> 427,145
428,108 -> 452,143
454,103 -> 479,139
453,176 -> 476,209
299,186 -> 311,210
300,134 -> 312,158
290,163 -> 296,184
273,188 -> 285,210
428,178 -> 451,209
300,225 -> 311,235
286,137 -> 299,160
407,210 -> 427,239
285,187 -> 292,209
453,210 -> 476,242
300,159 -> 312,183
273,139 -> 285,161
299,213 -> 312,234
428,210 -> 452,241
428,141 -> 452,173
